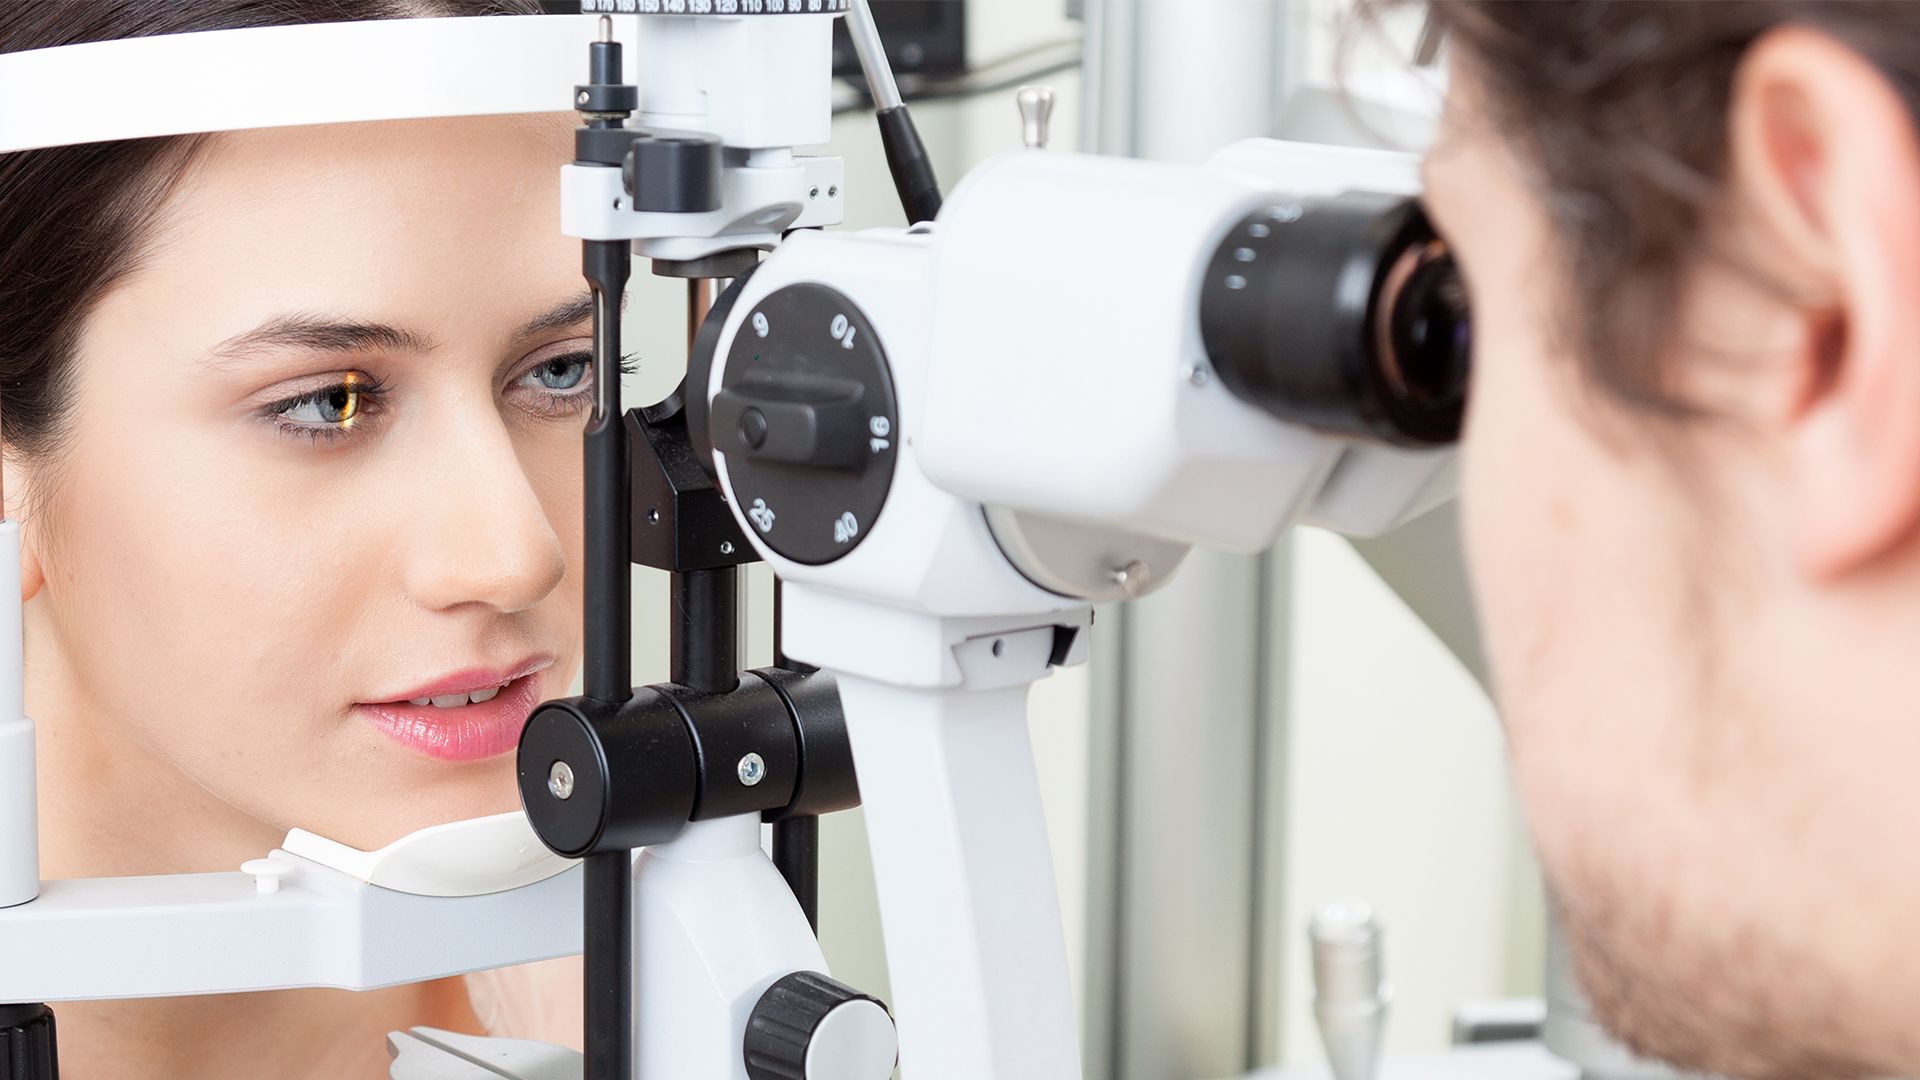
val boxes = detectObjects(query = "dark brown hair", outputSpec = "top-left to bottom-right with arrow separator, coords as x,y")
1415,1 -> 1920,417
0,0 -> 539,464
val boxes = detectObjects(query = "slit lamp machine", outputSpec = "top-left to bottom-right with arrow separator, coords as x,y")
0,4 -> 1472,1078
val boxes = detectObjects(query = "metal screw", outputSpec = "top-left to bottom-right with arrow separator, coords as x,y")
828,185 -> 839,198
576,90 -> 590,106
1182,363 -> 1211,387
648,508 -> 661,524
809,187 -> 820,200
720,541 -> 736,555
737,753 -> 766,787
549,760 -> 576,801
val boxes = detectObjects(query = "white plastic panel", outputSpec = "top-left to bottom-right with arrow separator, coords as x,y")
0,15 -> 617,152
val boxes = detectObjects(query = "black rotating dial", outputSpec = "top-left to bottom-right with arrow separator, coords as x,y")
711,283 -> 899,566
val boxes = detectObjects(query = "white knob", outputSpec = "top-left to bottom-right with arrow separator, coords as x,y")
241,858 -> 292,895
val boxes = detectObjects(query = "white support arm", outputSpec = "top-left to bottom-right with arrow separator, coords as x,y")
835,625 -> 1085,1080
0,853 -> 581,1002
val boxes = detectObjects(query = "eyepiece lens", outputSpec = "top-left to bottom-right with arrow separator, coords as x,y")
1199,194 -> 1470,447
1379,241 -> 1470,417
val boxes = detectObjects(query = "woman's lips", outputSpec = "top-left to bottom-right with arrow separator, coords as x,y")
356,670 -> 547,762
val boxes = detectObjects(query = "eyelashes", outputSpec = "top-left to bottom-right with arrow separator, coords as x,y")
260,351 -> 641,447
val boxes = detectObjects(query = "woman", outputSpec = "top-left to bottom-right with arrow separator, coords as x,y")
1416,3 -> 1920,1078
2,2 -> 590,1076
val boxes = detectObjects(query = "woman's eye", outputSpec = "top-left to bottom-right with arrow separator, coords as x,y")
521,353 -> 591,393
266,373 -> 380,439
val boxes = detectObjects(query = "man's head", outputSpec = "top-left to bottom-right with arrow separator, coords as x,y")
1414,4 -> 1920,1077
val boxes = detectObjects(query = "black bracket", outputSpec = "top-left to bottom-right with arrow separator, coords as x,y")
629,391 -> 755,575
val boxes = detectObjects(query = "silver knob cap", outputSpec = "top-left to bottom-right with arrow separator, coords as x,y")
1016,84 -> 1056,149
1310,899 -> 1390,1080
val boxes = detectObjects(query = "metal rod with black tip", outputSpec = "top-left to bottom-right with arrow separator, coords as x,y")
578,16 -> 635,1080
846,0 -> 944,224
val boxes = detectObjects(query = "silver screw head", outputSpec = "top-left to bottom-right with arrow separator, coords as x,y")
1182,363 -> 1211,387
549,760 -> 576,801
737,752 -> 767,787
1112,559 -> 1151,596
576,90 -> 590,106
720,540 -> 736,555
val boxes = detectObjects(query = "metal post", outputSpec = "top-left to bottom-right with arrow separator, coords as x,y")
582,236 -> 635,1080
1080,3 -> 1291,1077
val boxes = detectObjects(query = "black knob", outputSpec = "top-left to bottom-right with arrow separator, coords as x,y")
744,972 -> 896,1080
710,376 -> 870,470
0,1004 -> 57,1080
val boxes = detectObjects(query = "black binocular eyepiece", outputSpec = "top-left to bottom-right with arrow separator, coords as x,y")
1199,193 -> 1470,448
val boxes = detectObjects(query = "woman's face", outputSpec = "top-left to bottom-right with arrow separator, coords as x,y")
27,114 -> 587,849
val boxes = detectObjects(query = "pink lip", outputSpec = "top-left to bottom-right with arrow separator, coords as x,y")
356,659 -> 555,763
378,656 -> 553,704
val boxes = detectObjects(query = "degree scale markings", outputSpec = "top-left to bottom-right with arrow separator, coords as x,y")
581,0 -> 853,13
720,284 -> 899,566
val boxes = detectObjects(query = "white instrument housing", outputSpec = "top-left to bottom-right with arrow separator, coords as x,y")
697,138 -> 1458,1080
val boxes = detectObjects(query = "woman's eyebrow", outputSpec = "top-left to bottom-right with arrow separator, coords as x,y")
514,293 -> 597,340
204,314 -> 436,369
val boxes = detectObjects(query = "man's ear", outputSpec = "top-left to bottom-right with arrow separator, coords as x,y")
5,463 -> 45,603
1729,28 -> 1920,578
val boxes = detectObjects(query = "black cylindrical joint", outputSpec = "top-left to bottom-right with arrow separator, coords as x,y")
672,568 -> 738,694
0,1003 -> 55,1080
518,692 -> 699,857
876,106 -> 942,224
576,83 -> 639,116
624,131 -> 724,214
659,674 -> 800,822
1199,194 -> 1469,448
755,667 -> 860,820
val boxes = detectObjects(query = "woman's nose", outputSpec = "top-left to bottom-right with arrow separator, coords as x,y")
400,412 -> 568,616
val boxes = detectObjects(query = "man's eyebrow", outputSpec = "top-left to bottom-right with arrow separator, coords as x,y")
515,293 -> 597,340
205,315 -> 436,368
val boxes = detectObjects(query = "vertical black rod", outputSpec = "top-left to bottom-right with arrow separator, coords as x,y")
671,568 -> 738,694
674,280 -> 739,699
582,238 -> 633,1080
771,579 -> 822,930
583,853 -> 632,1080
773,814 -> 820,930
0,1002 -> 57,1079
584,242 -> 632,703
